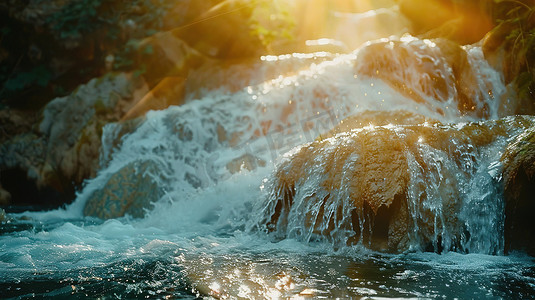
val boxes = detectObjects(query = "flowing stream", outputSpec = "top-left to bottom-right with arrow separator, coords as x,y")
2,6 -> 535,299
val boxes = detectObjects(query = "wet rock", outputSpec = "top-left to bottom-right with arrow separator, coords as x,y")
83,160 -> 163,219
323,110 -> 439,139
0,133 -> 47,186
355,37 -> 489,117
0,208 -> 7,222
264,111 -> 535,253
501,128 -> 535,256
0,72 -> 147,206
39,73 -> 146,184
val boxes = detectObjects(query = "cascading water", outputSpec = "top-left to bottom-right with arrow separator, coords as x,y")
2,6 -> 535,299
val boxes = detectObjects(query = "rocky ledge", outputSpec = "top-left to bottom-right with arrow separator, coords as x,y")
262,110 -> 535,254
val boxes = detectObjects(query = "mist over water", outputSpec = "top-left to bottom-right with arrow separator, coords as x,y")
2,5 -> 535,299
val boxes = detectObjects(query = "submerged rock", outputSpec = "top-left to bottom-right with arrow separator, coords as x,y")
502,128 -> 535,256
263,111 -> 535,253
83,160 -> 163,219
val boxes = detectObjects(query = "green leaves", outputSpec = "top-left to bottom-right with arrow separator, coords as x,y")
492,0 -> 535,102
248,0 -> 295,47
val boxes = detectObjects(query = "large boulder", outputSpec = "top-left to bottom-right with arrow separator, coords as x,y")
354,37 -> 490,118
263,111 -> 535,253
501,128 -> 535,255
39,73 -> 146,183
0,72 -> 147,206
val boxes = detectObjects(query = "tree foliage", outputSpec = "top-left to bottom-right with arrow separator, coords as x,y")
492,0 -> 535,102
249,0 -> 295,48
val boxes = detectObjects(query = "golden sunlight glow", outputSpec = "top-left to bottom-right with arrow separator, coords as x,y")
397,0 -> 493,44
292,0 -> 406,49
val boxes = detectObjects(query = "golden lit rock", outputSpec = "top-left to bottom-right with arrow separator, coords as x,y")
355,37 -> 488,117
265,111 -> 535,252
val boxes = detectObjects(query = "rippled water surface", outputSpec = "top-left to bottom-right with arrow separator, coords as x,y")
1,204 -> 534,299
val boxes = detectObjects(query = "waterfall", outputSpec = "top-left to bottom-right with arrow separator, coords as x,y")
60,31 -> 518,256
